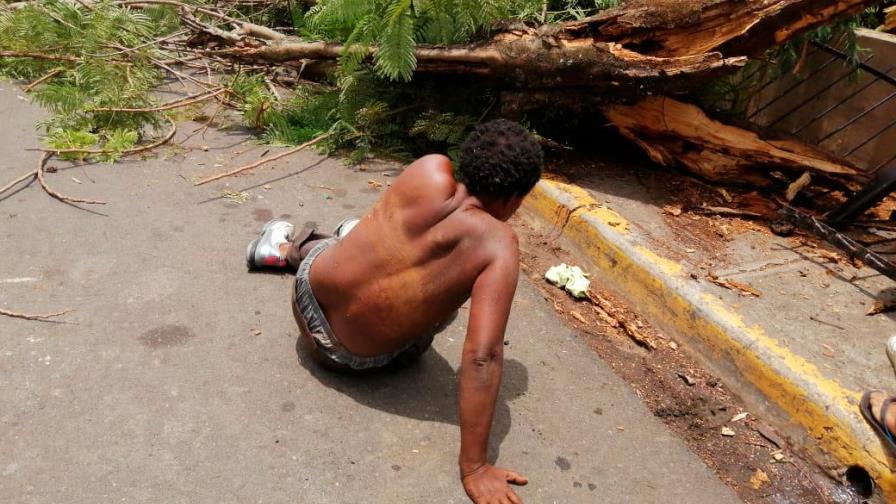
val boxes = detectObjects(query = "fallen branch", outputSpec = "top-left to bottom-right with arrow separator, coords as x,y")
194,132 -> 331,186
87,29 -> 188,57
89,88 -> 226,113
587,290 -> 656,350
180,101 -> 224,143
0,306 -> 71,321
23,68 -> 64,92
0,170 -> 37,195
36,152 -> 107,205
707,273 -> 762,297
694,206 -> 766,219
0,50 -> 78,61
41,116 -> 177,156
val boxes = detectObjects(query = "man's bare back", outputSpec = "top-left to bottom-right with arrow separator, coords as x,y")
246,119 -> 543,503
310,154 -> 518,357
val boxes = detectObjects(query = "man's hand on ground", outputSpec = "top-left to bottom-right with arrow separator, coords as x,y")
461,464 -> 527,504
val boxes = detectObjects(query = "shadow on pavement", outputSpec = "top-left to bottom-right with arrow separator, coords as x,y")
295,335 -> 529,462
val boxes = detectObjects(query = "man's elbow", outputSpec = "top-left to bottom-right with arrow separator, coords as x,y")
464,346 -> 503,368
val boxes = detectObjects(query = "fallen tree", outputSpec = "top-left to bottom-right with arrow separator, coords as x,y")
0,0 -> 883,190
174,0 -> 879,184
189,0 -> 877,91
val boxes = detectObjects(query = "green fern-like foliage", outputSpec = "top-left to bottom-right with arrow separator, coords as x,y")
281,0 -> 620,160
0,0 -> 180,154
302,0 -> 620,82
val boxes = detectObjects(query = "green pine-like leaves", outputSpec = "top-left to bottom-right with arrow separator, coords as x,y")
302,0 -> 624,82
0,0 -> 176,155
375,0 -> 416,81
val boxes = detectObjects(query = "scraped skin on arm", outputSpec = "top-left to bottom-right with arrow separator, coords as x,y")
459,230 -> 528,504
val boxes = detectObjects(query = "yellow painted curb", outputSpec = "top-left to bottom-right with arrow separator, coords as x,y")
523,179 -> 896,499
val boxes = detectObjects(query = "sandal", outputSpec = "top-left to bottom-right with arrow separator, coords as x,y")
860,390 -> 896,455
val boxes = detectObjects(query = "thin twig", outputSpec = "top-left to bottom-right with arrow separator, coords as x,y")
149,57 -> 217,90
0,171 -> 37,195
115,0 -> 242,24
264,76 -> 281,101
0,307 -> 71,321
0,51 -> 78,61
89,88 -> 226,113
41,116 -> 177,155
36,152 -> 106,205
194,133 -> 331,186
23,68 -> 64,92
693,206 -> 765,219
87,29 -> 188,57
181,101 -> 224,143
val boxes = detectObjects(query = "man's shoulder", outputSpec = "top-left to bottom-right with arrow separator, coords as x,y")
391,154 -> 457,208
404,154 -> 455,188
459,213 -> 519,253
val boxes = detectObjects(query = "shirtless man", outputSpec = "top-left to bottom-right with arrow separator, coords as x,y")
246,119 -> 543,504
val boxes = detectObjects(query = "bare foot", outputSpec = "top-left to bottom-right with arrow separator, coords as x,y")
867,390 -> 896,434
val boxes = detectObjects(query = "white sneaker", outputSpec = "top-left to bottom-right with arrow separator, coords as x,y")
246,219 -> 294,270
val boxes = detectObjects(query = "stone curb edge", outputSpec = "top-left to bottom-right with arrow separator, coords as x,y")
522,179 -> 894,499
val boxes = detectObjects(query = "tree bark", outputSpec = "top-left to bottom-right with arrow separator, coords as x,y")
193,0 -> 879,92
603,96 -> 863,185
184,0 -> 881,185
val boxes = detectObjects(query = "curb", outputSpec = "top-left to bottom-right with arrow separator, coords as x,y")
522,179 -> 895,499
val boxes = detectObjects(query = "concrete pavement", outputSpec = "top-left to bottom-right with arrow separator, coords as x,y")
0,83 -> 739,503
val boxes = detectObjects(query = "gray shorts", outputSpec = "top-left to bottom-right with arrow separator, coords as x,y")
293,238 -> 437,371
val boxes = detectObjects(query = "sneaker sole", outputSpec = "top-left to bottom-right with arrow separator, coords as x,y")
246,239 -> 260,271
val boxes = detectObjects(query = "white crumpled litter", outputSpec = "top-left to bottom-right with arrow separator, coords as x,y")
545,263 -> 590,299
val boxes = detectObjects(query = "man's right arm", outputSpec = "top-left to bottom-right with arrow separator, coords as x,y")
458,231 -> 527,504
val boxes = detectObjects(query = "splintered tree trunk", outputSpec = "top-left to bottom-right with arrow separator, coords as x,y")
603,97 -> 863,184
187,0 -> 880,183
201,0 -> 878,93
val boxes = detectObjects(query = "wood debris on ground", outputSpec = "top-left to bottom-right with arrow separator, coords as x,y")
0,307 -> 71,321
731,412 -> 749,422
662,205 -> 683,216
867,294 -> 896,316
569,310 -> 588,324
221,189 -> 249,204
750,468 -> 770,489
707,273 -> 762,297
587,290 -> 656,350
677,372 -> 697,386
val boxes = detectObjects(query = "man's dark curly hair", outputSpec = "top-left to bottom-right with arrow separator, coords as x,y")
456,119 -> 543,200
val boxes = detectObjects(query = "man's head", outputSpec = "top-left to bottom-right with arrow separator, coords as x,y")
456,119 -> 543,219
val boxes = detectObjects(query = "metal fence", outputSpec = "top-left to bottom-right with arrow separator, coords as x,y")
745,32 -> 896,179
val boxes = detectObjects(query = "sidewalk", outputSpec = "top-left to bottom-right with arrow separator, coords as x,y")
522,155 -> 896,499
0,84 -> 739,503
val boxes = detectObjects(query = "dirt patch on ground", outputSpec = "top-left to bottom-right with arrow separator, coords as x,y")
513,214 -> 863,504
